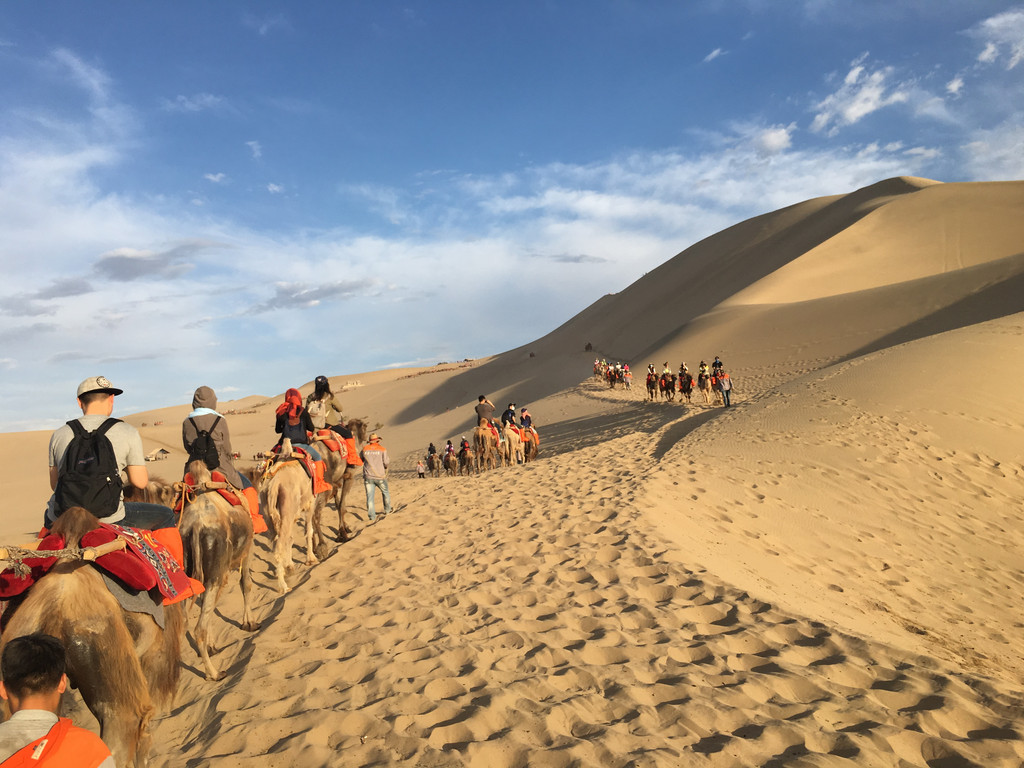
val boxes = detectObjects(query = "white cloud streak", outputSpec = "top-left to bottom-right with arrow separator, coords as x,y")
971,9 -> 1024,69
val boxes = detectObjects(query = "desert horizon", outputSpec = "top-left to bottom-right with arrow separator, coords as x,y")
3,176 -> 1024,766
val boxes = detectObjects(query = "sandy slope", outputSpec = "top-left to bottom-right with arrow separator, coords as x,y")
3,176 -> 1024,765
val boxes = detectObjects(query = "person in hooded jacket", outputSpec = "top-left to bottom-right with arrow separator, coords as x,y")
183,385 -> 266,533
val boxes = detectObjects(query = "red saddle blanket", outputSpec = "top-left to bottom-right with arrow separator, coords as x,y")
315,429 -> 342,454
0,523 -> 196,603
173,470 -> 243,512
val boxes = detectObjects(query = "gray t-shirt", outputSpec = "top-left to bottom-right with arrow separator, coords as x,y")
46,415 -> 146,525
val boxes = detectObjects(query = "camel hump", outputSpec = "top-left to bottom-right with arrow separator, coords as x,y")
49,506 -> 103,548
187,459 -> 212,484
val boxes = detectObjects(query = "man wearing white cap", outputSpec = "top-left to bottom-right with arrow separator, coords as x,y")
44,376 -> 175,530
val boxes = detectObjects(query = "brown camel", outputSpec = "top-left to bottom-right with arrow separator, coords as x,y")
501,424 -> 523,467
698,373 -> 712,404
521,428 -> 539,463
442,451 -> 458,476
257,439 -> 326,594
458,447 -> 476,475
0,507 -> 183,768
473,423 -> 497,472
178,459 -> 259,681
426,453 -> 441,478
311,418 -> 366,543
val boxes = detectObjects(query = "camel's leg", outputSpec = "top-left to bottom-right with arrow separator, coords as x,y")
273,492 -> 293,593
306,500 -> 324,565
337,473 -> 354,541
193,587 -> 222,681
238,551 -> 259,633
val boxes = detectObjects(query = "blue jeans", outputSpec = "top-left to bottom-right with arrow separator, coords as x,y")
364,477 -> 391,521
123,502 -> 177,530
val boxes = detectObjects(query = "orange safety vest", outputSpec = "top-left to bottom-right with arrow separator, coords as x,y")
4,717 -> 112,767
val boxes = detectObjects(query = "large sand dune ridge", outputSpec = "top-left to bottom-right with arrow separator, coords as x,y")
2,177 -> 1023,766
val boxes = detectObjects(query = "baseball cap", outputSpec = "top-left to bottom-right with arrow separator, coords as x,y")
76,376 -> 123,398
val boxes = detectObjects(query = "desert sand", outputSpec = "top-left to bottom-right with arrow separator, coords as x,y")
2,177 -> 1023,766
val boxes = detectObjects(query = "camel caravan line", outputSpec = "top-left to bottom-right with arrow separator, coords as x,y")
594,357 -> 733,406
0,399 -> 380,765
0,381 -> 551,766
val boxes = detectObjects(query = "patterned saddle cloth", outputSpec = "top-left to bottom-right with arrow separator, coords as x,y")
0,523 -> 196,605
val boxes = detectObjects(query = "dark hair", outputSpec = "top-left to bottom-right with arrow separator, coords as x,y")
78,391 -> 113,407
1,634 -> 66,698
478,395 -> 485,402
314,376 -> 331,398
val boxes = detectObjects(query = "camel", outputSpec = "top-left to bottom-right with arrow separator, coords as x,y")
427,453 -> 441,478
0,507 -> 183,767
660,373 -> 677,402
458,447 -> 476,475
679,373 -> 694,403
712,376 -> 724,404
178,459 -> 259,681
646,373 -> 658,401
521,428 -> 539,463
311,418 -> 366,543
473,424 -> 498,472
256,439 -> 326,593
443,451 -> 458,476
698,373 -> 712,404
501,424 -> 524,467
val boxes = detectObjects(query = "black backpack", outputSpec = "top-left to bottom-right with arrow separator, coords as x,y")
54,418 -> 124,519
187,416 -> 221,470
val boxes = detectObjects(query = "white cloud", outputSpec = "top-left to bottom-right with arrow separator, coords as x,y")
752,124 -> 795,155
161,93 -> 224,113
267,183 -> 283,194
204,172 -> 226,183
978,42 -> 999,64
962,119 -> 1024,180
946,77 -> 964,96
811,57 -> 910,135
971,9 -> 1024,69
703,48 -> 726,63
246,140 -> 262,159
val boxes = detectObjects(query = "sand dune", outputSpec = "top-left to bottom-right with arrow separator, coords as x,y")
3,177 -> 1024,766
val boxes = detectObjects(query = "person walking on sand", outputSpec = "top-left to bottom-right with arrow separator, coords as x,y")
416,459 -> 425,479
719,369 -> 733,407
0,634 -> 115,766
360,433 -> 391,524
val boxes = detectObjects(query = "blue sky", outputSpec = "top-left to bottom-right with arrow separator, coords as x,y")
1,1 -> 1022,431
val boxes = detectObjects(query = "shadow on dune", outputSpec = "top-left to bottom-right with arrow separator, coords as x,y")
652,408 -> 725,461
837,252 -> 1024,365
540,402 -> 690,458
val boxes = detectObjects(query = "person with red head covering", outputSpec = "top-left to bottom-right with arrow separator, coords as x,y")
274,387 -> 322,462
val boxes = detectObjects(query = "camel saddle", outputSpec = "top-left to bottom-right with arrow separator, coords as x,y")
313,428 -> 343,454
0,524 -> 196,604
173,470 -> 244,512
266,447 -> 332,495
